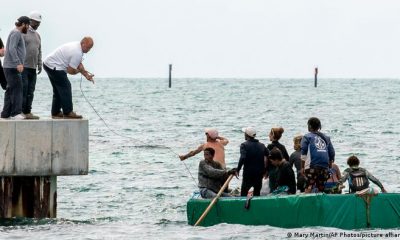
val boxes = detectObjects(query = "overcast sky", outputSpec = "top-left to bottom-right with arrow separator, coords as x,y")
1,0 -> 400,78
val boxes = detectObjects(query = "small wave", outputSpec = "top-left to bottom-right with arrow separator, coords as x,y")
0,218 -> 94,227
155,218 -> 186,226
133,144 -> 171,149
111,151 -> 125,155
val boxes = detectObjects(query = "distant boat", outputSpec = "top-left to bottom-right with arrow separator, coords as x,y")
187,192 -> 400,229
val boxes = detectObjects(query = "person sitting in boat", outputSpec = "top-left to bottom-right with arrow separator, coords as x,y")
269,148 -> 296,194
289,135 -> 306,193
337,155 -> 387,194
198,147 -> 237,199
301,117 -> 335,193
266,127 -> 290,193
237,127 -> 269,197
180,128 -> 229,168
324,162 -> 342,194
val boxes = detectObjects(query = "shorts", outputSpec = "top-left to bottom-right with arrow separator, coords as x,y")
305,167 -> 329,192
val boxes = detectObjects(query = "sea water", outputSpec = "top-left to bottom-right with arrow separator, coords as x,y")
0,78 -> 399,239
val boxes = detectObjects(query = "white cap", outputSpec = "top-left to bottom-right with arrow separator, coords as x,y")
29,11 -> 42,22
242,127 -> 256,137
205,128 -> 218,139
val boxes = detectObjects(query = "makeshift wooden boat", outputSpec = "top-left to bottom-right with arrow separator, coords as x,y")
187,192 -> 400,229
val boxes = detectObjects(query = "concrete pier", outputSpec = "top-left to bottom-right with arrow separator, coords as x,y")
0,119 -> 88,218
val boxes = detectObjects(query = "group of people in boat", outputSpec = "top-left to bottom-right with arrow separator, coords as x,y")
180,117 -> 386,198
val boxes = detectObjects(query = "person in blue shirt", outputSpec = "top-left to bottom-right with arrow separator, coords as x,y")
300,117 -> 335,193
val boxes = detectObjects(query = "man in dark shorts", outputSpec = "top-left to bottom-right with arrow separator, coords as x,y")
300,117 -> 335,193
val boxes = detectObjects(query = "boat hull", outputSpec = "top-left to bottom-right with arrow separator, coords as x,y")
187,193 -> 400,229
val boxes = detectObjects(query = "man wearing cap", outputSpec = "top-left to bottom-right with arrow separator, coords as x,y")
179,128 -> 229,168
237,127 -> 269,196
21,11 -> 42,119
43,37 -> 94,119
1,16 -> 30,119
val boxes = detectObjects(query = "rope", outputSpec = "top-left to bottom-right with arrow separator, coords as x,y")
79,75 -> 198,187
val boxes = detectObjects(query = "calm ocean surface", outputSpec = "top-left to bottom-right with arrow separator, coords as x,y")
0,78 -> 399,239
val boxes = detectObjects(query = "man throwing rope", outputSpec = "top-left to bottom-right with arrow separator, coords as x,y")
43,36 -> 94,119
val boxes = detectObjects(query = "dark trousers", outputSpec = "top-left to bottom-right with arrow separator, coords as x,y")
44,64 -> 73,115
1,68 -> 23,118
22,68 -> 37,114
241,175 -> 263,196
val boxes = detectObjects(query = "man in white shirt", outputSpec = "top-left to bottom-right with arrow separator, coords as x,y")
43,37 -> 94,119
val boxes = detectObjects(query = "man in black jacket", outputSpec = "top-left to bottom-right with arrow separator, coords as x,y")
237,127 -> 269,196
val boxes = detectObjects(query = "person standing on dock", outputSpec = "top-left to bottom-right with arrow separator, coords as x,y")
179,128 -> 229,168
21,11 -> 42,119
237,127 -> 269,196
300,117 -> 335,193
43,36 -> 94,119
1,16 -> 30,120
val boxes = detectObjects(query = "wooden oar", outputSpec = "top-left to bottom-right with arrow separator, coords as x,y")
194,174 -> 234,226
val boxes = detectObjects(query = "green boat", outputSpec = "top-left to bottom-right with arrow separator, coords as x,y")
187,192 -> 400,229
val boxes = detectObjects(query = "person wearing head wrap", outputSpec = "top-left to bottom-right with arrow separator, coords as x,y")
179,128 -> 229,168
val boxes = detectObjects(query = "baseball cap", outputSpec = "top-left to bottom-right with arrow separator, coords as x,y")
205,128 -> 218,139
17,16 -> 30,24
242,127 -> 256,137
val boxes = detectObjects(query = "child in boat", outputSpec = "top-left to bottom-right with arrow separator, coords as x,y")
266,127 -> 290,192
289,135 -> 306,192
198,147 -> 237,198
337,155 -> 387,193
324,162 -> 342,194
269,148 -> 296,194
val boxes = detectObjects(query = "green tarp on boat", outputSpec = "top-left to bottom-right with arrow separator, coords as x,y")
187,193 -> 400,229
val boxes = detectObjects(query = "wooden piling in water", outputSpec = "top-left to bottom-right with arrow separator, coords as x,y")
169,64 -> 172,88
314,67 -> 318,87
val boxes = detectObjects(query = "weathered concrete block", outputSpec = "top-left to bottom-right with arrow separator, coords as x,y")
15,121 -> 52,175
0,120 -> 88,176
52,120 -> 88,175
0,121 -> 15,174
